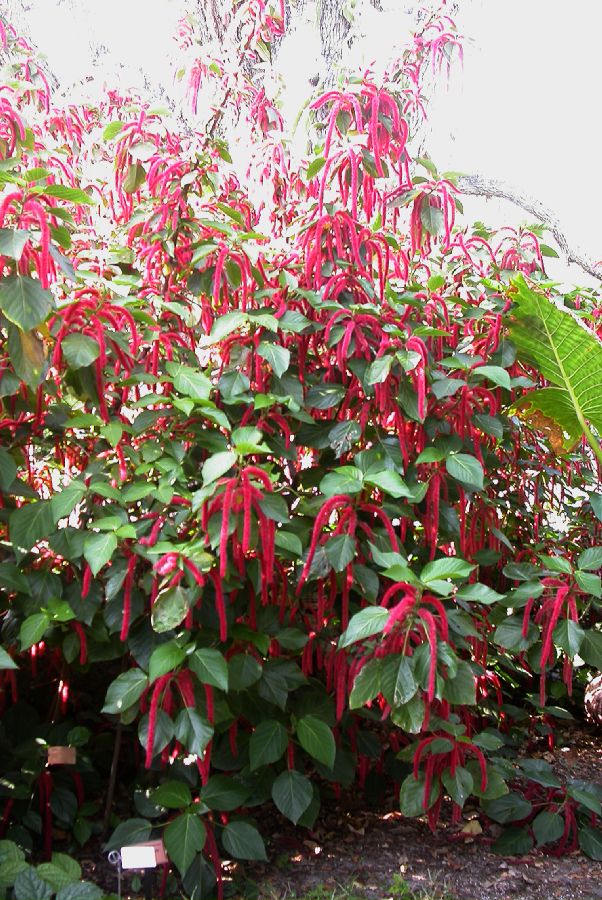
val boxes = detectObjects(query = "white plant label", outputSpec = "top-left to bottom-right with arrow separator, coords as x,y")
120,844 -> 157,869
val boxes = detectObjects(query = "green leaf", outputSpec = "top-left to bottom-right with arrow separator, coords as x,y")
0,858 -> 27,888
104,818 -> 152,852
0,228 -> 29,261
102,670 -> 148,714
208,311 -> 248,343
589,493 -> 602,522
366,356 -> 393,385
174,708 -> 213,757
508,275 -> 602,450
328,420 -> 361,456
574,570 -> 602,598
579,823 -> 602,860
83,531 -> 117,577
393,658 -> 418,705
200,776 -> 250,811
441,766 -> 473,808
320,466 -> 363,497
56,884 -> 103,900
221,822 -> 267,861
391,694 -> 425,733
151,586 -> 191,633
61,334 -> 100,369
9,501 -> 54,551
34,862 -> 75,893
249,720 -> 288,770
272,770 -> 313,824
519,759 -> 561,788
492,826 -> 533,856
306,156 -> 326,179
0,446 -> 16,491
306,384 -> 346,409
0,648 -> 17,670
103,121 -> 125,140
553,619 -> 584,657
493,616 -> 538,652
399,773 -> 437,817
579,630 -> 602,668
446,453 -> 484,491
38,184 -> 93,204
364,470 -> 413,498
51,480 -> 87,521
432,377 -> 464,400
296,716 -> 336,769
442,660 -> 476,705
482,792 -> 532,824
20,613 -> 50,650
148,641 -> 186,682
415,447 -> 447,464
324,534 -> 356,572
567,781 -> 602,815
202,451 -> 236,485
420,557 -> 474,583
153,780 -> 192,809
349,659 -> 382,708
166,362 -> 211,400
533,811 -> 564,847
14,867 -> 52,900
475,365 -> 511,390
229,655 -> 262,690
7,324 -> 46,387
420,201 -> 443,236
456,583 -> 505,605
578,546 -> 602,571
190,648 -> 229,691
164,813 -> 205,876
123,162 -> 146,194
339,607 -> 388,648
257,342 -> 291,378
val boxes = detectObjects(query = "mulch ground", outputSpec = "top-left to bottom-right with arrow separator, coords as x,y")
247,724 -> 602,900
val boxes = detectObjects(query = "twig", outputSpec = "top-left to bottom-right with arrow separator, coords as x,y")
457,173 -> 602,281
102,720 -> 122,838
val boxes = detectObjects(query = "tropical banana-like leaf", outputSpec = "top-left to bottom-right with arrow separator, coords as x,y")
508,275 -> 602,455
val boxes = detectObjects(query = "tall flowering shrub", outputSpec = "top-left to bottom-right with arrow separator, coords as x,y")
1,4 -> 602,892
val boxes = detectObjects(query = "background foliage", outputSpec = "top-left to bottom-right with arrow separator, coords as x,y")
1,4 -> 602,896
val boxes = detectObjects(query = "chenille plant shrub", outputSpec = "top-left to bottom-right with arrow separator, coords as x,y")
1,4 -> 602,895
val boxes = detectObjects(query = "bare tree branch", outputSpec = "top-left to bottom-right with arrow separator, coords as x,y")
458,173 -> 602,281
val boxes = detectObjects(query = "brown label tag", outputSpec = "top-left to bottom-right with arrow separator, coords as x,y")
47,746 -> 76,765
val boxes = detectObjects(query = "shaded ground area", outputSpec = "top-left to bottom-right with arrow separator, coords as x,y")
250,725 -> 602,900
78,724 -> 602,899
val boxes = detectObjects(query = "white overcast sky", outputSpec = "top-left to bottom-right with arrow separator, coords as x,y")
18,0 -> 602,285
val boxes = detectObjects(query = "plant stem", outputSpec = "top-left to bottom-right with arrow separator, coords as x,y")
102,721 -> 122,838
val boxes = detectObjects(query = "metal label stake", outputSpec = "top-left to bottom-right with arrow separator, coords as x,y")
107,850 -> 122,900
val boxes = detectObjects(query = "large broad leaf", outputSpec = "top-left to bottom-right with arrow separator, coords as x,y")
104,818 -> 152,852
83,531 -> 117,577
508,275 -> 602,452
272,770 -> 313,824
189,648 -> 229,691
338,607 -> 388,648
10,501 -> 54,552
221,822 -> 267,861
164,813 -> 205,876
296,716 -> 336,769
102,670 -> 148,714
249,720 -> 288,770
0,275 -> 53,330
0,228 -> 29,261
